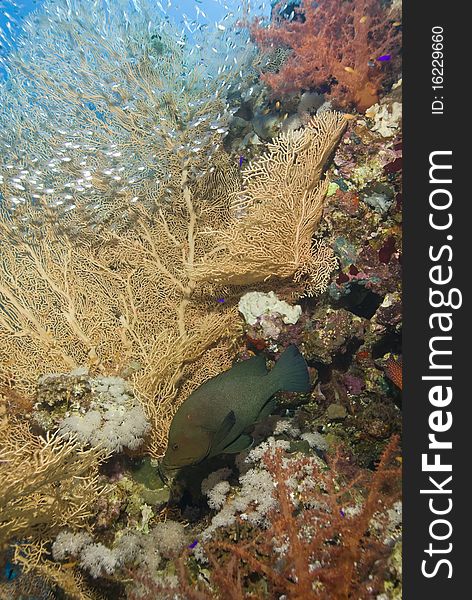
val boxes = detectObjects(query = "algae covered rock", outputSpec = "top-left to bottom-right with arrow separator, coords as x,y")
303,307 -> 368,364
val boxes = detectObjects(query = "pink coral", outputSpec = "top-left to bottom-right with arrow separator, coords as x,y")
250,0 -> 401,111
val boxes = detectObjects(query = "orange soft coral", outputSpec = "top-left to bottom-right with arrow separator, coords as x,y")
250,0 -> 401,111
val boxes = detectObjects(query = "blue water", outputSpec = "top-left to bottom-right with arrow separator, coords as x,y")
0,0 -> 271,79
0,0 -> 273,217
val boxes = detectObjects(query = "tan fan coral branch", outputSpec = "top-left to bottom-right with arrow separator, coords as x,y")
0,419 -> 107,547
189,112 -> 346,295
0,167 -> 242,460
10,544 -> 104,600
0,226 -> 129,391
33,563 -> 104,600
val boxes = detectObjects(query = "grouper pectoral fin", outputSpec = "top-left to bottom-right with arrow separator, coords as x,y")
203,410 -> 236,451
222,433 -> 253,454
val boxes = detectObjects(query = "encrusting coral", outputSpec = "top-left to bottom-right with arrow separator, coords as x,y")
249,0 -> 402,111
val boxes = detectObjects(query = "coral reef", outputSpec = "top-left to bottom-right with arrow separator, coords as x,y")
0,112 -> 345,462
249,0 -> 402,110
129,435 -> 401,599
0,1 -> 402,598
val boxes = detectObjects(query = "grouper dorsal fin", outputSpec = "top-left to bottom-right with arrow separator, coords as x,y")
202,410 -> 236,450
228,354 -> 268,377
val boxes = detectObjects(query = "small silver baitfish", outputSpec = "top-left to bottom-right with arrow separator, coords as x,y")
160,345 -> 310,475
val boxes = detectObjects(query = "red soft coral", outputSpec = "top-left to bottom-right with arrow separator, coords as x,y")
250,0 -> 402,111
129,437 -> 401,599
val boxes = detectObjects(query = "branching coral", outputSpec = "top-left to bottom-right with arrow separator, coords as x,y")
0,171 -> 239,458
210,438 -> 401,599
250,0 -> 402,110
0,409 -> 108,598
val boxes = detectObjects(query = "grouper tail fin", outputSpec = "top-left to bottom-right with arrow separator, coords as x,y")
271,345 -> 311,393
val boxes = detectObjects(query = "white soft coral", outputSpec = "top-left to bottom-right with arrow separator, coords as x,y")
57,375 -> 149,453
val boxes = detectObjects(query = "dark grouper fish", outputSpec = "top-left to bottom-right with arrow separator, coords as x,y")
160,345 -> 310,475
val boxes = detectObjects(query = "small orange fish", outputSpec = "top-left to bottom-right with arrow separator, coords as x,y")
356,349 -> 371,362
275,100 -> 281,110
344,66 -> 355,74
385,356 -> 402,390
360,16 -> 368,23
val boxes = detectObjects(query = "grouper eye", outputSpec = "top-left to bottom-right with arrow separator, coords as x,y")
172,443 -> 179,451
